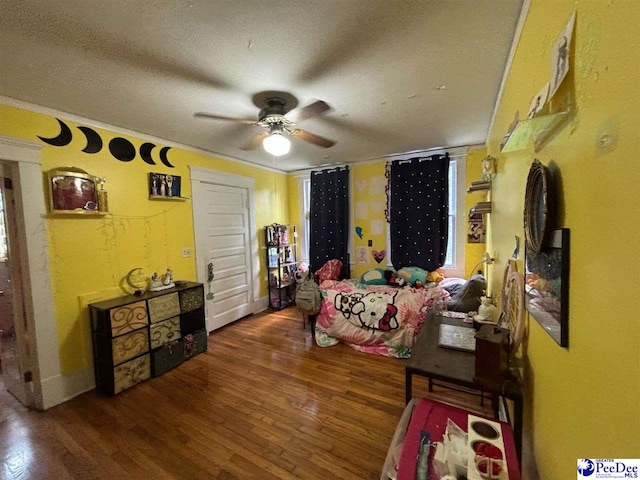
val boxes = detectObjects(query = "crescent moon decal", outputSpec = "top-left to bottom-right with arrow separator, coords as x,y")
139,142 -> 157,165
38,118 -> 73,147
78,126 -> 103,154
109,137 -> 136,162
159,146 -> 174,168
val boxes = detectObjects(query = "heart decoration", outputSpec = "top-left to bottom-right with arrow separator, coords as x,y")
355,179 -> 367,192
372,249 -> 386,264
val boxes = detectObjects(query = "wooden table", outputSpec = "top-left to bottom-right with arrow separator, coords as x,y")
406,311 -> 524,464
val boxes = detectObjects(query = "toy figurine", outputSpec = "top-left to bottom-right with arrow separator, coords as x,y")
474,296 -> 498,323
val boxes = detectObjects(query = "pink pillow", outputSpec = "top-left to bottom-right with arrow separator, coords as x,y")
315,259 -> 343,283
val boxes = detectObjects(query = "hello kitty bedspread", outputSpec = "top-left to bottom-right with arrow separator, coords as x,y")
314,280 -> 450,358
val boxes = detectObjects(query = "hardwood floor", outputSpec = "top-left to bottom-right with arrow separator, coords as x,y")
0,307 -> 494,480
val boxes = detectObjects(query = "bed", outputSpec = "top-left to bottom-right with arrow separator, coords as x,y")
313,279 -> 450,358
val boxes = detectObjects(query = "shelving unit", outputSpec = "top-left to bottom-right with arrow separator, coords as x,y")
265,223 -> 297,310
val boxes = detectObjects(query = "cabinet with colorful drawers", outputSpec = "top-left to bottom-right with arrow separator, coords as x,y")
90,282 -> 207,395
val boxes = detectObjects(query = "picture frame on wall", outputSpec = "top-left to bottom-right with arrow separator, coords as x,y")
47,168 -> 103,214
149,172 -> 181,198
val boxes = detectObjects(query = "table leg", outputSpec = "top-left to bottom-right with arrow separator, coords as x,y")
514,396 -> 523,466
405,369 -> 412,404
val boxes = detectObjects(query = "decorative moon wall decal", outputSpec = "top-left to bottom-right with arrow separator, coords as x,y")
159,146 -> 174,168
139,142 -> 157,165
38,118 -> 73,146
109,137 -> 136,162
78,126 -> 103,154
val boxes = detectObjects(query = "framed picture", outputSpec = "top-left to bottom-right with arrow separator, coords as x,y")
525,228 -> 570,347
468,213 -> 486,243
48,168 -> 101,214
149,172 -> 181,198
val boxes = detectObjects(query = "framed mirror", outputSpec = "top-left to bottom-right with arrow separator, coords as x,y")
525,228 -> 570,347
48,168 -> 100,214
524,160 -> 553,255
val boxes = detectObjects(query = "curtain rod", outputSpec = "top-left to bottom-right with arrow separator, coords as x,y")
311,166 -> 349,174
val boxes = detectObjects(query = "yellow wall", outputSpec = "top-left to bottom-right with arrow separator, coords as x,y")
0,104 -> 290,374
465,147 -> 488,277
487,1 -> 640,477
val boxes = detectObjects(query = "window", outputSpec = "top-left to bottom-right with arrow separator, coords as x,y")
298,176 -> 311,264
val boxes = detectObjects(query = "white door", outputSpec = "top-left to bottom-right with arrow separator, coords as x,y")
0,163 -> 33,406
192,175 -> 254,331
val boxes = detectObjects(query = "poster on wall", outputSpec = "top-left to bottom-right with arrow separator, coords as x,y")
549,11 -> 576,99
468,213 -> 486,243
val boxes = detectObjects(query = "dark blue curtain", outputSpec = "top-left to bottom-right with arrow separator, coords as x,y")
388,153 -> 450,270
309,167 -> 350,278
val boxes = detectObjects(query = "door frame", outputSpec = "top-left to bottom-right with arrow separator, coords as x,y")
0,135 -> 60,409
189,166 -> 261,325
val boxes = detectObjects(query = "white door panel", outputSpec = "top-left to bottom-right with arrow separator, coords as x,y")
192,177 -> 254,331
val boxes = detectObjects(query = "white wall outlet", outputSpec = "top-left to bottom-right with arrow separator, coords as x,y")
182,247 -> 191,258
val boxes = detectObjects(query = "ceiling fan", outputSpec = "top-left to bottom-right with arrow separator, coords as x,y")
194,91 -> 336,156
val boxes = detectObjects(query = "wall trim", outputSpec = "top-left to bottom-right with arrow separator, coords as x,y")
252,296 -> 269,314
40,369 -> 95,410
0,95 -> 287,174
486,0 -> 532,141
0,136 -> 62,410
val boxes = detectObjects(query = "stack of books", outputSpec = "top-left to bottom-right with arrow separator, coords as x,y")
471,202 -> 492,214
467,179 -> 491,192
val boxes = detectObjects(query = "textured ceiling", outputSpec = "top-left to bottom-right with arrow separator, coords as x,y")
0,0 -> 523,171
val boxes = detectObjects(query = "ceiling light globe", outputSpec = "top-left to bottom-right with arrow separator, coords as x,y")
263,132 -> 291,156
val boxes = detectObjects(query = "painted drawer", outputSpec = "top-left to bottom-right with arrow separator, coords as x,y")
183,329 -> 207,360
179,287 -> 204,313
151,339 -> 184,377
113,354 -> 150,394
148,293 -> 180,323
112,329 -> 149,365
109,301 -> 149,337
149,316 -> 181,349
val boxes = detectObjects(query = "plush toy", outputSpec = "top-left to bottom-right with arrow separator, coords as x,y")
427,270 -> 445,284
384,270 -> 406,287
396,266 -> 429,286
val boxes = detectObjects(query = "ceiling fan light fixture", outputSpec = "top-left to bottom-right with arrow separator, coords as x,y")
263,132 -> 291,156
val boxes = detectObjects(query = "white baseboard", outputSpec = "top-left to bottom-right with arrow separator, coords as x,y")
253,296 -> 269,314
40,368 -> 95,410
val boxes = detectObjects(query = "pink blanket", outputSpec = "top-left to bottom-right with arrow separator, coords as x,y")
315,280 -> 450,358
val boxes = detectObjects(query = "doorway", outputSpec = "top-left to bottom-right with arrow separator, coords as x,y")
190,167 -> 259,332
0,162 -> 31,405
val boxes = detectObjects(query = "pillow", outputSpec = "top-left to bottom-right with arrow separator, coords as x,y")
396,266 -> 429,286
360,268 -> 388,285
447,274 -> 487,312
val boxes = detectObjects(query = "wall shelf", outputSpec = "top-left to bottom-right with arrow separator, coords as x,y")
502,103 -> 574,153
149,195 -> 190,201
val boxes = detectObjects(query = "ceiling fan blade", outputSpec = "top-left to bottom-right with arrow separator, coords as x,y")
240,132 -> 269,151
291,129 -> 336,148
285,100 -> 331,123
194,112 -> 256,125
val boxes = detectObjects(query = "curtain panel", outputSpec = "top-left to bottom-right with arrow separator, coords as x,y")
388,153 -> 450,271
309,167 -> 350,278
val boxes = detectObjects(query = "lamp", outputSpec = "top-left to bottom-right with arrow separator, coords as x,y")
470,252 -> 494,278
263,131 -> 291,156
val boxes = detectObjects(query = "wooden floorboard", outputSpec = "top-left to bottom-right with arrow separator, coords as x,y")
0,307 -> 495,480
